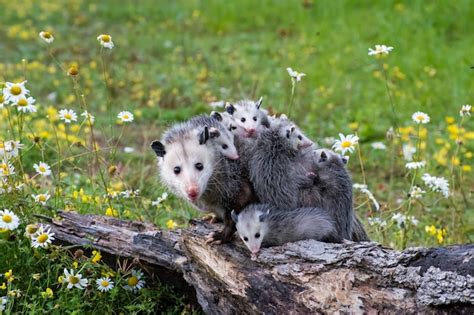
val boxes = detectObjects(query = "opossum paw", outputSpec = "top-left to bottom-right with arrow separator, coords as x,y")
205,230 -> 233,244
342,239 -> 353,244
250,253 -> 258,261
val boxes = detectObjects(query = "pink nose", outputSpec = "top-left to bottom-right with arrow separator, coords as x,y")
251,247 -> 260,254
186,186 -> 199,200
230,154 -> 240,160
246,128 -> 256,134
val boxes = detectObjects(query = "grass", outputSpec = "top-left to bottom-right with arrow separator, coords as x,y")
0,0 -> 473,313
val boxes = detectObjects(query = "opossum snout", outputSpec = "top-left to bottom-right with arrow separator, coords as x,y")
229,154 -> 240,160
186,185 -> 199,201
245,128 -> 257,137
298,140 -> 313,149
250,247 -> 260,254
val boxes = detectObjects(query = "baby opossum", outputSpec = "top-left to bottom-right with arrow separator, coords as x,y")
210,111 -> 249,139
232,203 -> 342,254
300,149 -> 356,240
248,115 -> 314,209
224,97 -> 270,138
151,124 -> 256,243
188,114 -> 239,160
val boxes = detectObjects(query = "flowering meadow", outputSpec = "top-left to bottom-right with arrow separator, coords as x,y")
1,0 -> 473,313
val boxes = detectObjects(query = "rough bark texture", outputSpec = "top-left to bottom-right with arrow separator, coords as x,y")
49,211 -> 473,314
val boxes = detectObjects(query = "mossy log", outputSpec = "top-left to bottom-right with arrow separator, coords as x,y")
48,211 -> 473,314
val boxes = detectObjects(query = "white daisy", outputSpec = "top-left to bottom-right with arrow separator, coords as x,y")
117,111 -> 134,122
24,223 -> 39,239
371,142 -> 387,150
286,67 -> 306,82
412,111 -> 430,124
31,225 -> 55,248
402,144 -> 416,161
332,133 -> 359,155
0,140 -> 24,159
58,109 -> 78,123
368,217 -> 387,227
32,193 -> 51,205
97,34 -> 114,49
0,160 -> 15,177
14,96 -> 37,113
368,44 -> 394,56
460,104 -> 471,117
96,277 -> 114,292
405,161 -> 426,170
39,31 -> 54,43
63,269 -> 88,290
34,161 -> 52,176
409,186 -> 426,199
0,209 -> 20,231
422,173 -> 449,198
123,269 -> 145,292
123,147 -> 135,153
81,110 -> 95,124
392,213 -> 418,228
151,192 -> 169,206
3,81 -> 29,103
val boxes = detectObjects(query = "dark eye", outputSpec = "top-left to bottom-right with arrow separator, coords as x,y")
241,117 -> 246,123
298,135 -> 302,140
253,116 -> 257,121
231,126 -> 237,130
173,166 -> 181,175
222,144 -> 228,149
286,130 -> 291,139
195,163 -> 203,171
255,233 -> 260,238
243,237 -> 248,242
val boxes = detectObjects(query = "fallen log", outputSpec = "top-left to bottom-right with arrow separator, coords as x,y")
49,211 -> 473,314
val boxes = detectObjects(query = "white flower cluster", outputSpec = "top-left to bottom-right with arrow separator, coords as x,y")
368,217 -> 387,227
2,81 -> 36,113
392,213 -> 419,229
152,192 -> 169,206
422,173 -> 449,198
405,161 -> 426,170
368,44 -> 393,56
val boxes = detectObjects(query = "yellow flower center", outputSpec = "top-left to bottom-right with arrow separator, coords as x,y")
27,225 -> 38,234
10,85 -> 22,95
39,166 -> 46,172
0,143 -> 4,149
101,35 -> 111,42
123,114 -> 129,119
64,113 -> 72,120
69,275 -> 79,285
17,98 -> 28,106
127,276 -> 138,286
2,214 -> 12,223
38,195 -> 47,202
416,114 -> 424,121
341,140 -> 352,148
0,95 -> 4,103
37,233 -> 49,243
43,32 -> 52,39
101,280 -> 109,287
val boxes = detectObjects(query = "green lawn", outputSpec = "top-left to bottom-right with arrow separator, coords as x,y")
0,0 -> 473,313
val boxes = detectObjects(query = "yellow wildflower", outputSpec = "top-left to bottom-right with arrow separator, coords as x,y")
4,270 -> 14,282
41,288 -> 54,299
166,219 -> 178,229
91,250 -> 102,263
105,207 -> 118,217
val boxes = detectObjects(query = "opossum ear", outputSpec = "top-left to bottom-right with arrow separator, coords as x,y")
256,97 -> 263,109
199,126 -> 210,145
319,150 -> 328,162
225,103 -> 236,115
151,141 -> 166,157
209,127 -> 220,138
280,114 -> 288,120
231,210 -> 238,223
210,111 -> 222,122
259,209 -> 270,222
341,155 -> 349,165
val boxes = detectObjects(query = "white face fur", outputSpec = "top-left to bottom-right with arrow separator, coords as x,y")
159,138 -> 215,204
234,210 -> 269,254
226,100 -> 265,138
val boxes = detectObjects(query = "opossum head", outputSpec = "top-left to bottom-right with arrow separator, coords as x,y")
232,207 -> 270,254
275,114 -> 314,150
211,110 -> 249,139
225,97 -> 266,138
151,133 -> 215,204
200,122 -> 239,160
312,148 -> 349,182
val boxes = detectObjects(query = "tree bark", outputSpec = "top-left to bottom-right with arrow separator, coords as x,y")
49,211 -> 473,314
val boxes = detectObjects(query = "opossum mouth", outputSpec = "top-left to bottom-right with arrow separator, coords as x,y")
298,142 -> 313,149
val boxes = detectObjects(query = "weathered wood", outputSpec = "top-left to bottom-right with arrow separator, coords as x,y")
49,211 -> 473,314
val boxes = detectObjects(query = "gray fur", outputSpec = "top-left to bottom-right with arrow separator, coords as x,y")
236,203 -> 342,248
351,215 -> 370,241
